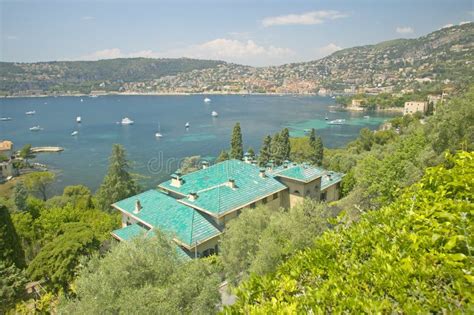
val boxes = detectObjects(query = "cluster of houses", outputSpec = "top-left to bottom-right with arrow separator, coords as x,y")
111,158 -> 344,259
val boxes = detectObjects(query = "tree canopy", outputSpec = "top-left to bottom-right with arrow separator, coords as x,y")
230,122 -> 243,160
95,144 -> 138,211
229,151 -> 474,313
60,234 -> 221,314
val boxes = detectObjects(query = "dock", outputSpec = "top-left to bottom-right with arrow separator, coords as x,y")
31,146 -> 64,153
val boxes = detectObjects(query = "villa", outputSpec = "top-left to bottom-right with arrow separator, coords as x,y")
111,159 -> 344,258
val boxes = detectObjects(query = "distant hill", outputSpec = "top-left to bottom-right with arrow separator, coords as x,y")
1,23 -> 472,96
0,58 -> 225,94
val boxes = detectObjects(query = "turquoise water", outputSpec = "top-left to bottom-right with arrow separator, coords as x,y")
0,95 -> 399,193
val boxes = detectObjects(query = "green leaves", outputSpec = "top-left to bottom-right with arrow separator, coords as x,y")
230,151 -> 474,312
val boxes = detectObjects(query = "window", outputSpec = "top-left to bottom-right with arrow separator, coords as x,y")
262,197 -> 267,204
272,193 -> 279,200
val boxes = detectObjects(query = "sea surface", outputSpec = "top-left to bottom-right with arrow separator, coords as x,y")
0,95 -> 399,194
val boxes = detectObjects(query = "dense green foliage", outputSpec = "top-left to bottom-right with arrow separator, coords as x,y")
0,204 -> 27,312
0,204 -> 26,268
257,135 -> 272,166
27,222 -> 102,292
95,144 -> 138,211
23,171 -> 56,201
60,235 -> 221,314
220,201 -> 336,285
229,151 -> 473,313
0,261 -> 27,313
230,123 -> 244,160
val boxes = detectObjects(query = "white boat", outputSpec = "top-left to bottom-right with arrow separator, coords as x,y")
26,111 -> 36,115
89,94 -> 98,98
76,116 -> 82,123
204,97 -> 211,103
328,119 -> 346,125
185,122 -> 190,128
0,117 -> 12,121
71,131 -> 79,136
80,98 -> 84,102
211,111 -> 218,117
364,115 -> 370,119
155,123 -> 163,138
29,125 -> 43,131
325,115 -> 329,121
121,117 -> 134,125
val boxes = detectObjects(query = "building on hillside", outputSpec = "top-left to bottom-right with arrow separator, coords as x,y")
0,140 -> 14,158
351,99 -> 364,107
111,159 -> 344,258
404,101 -> 428,116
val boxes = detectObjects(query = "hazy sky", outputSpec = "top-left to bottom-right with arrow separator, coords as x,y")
1,0 -> 472,66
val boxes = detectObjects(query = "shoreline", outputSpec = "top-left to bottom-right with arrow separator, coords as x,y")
1,91 -> 325,99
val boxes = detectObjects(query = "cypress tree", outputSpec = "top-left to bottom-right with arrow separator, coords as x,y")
13,183 -> 28,212
258,135 -> 272,166
96,144 -> 138,211
314,136 -> 324,166
280,128 -> 291,161
271,133 -> 284,166
230,123 -> 244,160
309,128 -> 316,146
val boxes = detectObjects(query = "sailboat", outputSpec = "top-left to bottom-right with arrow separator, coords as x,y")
185,122 -> 190,128
76,116 -> 82,123
155,123 -> 163,138
204,97 -> 211,103
211,111 -> 218,117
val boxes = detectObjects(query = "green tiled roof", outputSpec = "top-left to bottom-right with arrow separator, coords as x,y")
112,224 -> 192,261
112,223 -> 149,241
270,163 -> 325,183
321,171 -> 344,190
159,160 -> 287,216
112,190 -> 221,247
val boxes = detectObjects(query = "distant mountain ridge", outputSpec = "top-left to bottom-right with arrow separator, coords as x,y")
1,23 -> 472,96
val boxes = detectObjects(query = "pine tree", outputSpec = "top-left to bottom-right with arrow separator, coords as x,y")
230,123 -> 243,160
280,128 -> 291,161
216,150 -> 230,163
258,135 -> 272,166
96,144 -> 138,211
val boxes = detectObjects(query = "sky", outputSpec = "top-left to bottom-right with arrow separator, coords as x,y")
0,0 -> 472,66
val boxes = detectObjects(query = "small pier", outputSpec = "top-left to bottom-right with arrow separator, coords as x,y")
31,146 -> 64,153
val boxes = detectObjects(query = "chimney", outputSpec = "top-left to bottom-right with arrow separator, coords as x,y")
134,200 -> 142,214
189,192 -> 198,201
202,161 -> 209,169
259,169 -> 266,178
171,171 -> 183,187
227,178 -> 237,189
